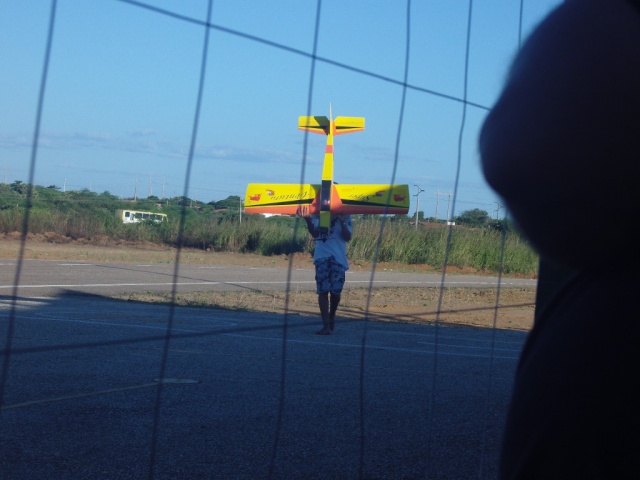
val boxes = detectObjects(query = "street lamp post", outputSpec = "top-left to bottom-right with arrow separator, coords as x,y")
413,185 -> 424,229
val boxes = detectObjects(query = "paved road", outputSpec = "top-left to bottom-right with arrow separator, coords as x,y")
0,259 -> 536,297
0,260 -> 531,479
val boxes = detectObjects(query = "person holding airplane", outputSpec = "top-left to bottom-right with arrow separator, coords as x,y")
479,0 -> 640,477
297,206 -> 352,335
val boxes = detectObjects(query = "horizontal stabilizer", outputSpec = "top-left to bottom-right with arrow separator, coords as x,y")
298,116 -> 365,135
333,116 -> 365,135
298,116 -> 329,135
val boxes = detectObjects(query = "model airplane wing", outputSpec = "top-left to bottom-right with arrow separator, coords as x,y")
243,183 -> 410,215
334,184 -> 410,214
244,184 -> 318,215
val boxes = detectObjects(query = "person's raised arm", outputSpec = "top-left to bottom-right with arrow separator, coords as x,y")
296,206 -> 317,238
338,215 -> 352,242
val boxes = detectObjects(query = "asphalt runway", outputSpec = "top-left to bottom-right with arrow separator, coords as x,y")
0,260 -> 530,479
0,258 -> 536,297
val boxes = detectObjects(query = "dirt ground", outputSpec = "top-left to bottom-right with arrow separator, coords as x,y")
0,233 -> 537,331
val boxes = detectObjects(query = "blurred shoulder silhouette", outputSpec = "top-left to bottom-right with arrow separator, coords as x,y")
479,0 -> 640,478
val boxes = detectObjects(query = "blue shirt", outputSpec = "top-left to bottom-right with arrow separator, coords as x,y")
309,214 -> 352,270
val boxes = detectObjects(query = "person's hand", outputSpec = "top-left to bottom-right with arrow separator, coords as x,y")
296,205 -> 309,218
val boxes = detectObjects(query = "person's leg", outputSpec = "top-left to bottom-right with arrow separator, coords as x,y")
316,291 -> 331,335
328,258 -> 346,333
314,258 -> 332,335
329,292 -> 340,332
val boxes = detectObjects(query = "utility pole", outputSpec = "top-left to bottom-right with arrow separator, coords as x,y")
413,185 -> 424,229
495,202 -> 503,220
435,190 -> 453,223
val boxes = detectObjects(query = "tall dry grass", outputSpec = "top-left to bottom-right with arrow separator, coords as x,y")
0,205 -> 538,275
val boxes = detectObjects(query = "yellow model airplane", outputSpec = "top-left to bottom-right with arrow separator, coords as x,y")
244,111 -> 410,237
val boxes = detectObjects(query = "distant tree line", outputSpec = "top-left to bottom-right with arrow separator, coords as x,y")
0,181 -> 537,274
1,181 -> 510,229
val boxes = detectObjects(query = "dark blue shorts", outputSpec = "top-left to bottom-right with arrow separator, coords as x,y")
314,256 -> 346,295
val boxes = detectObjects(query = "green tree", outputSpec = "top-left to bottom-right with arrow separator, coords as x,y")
217,195 -> 242,210
455,208 -> 491,227
10,180 -> 30,196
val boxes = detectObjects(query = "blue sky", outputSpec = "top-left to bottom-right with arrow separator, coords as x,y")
0,0 -> 561,220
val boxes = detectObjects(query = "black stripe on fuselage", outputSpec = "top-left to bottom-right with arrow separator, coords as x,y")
320,180 -> 332,212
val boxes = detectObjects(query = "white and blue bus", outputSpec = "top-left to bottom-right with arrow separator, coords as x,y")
115,209 -> 167,224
